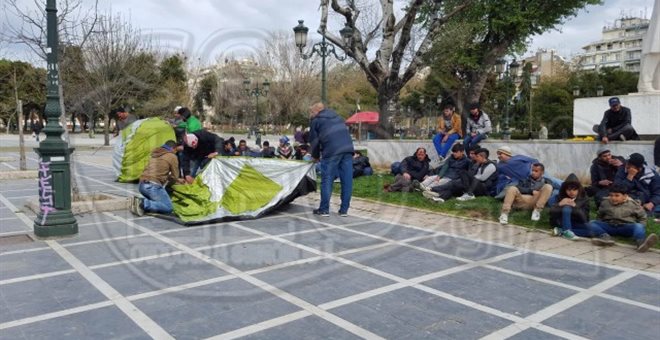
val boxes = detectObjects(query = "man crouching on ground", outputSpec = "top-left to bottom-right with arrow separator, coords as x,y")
130,140 -> 186,216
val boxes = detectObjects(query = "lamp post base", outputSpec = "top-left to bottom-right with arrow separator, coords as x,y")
34,216 -> 78,237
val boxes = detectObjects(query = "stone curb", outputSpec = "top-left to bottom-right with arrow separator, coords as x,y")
0,170 -> 37,180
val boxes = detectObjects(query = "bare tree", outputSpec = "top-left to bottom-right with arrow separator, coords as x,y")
318,0 -> 470,134
256,31 -> 322,125
78,13 -> 158,146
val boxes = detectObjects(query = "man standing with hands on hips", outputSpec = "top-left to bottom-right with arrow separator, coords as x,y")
309,102 -> 354,217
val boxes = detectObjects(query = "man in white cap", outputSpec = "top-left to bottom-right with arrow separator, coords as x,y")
181,130 -> 224,183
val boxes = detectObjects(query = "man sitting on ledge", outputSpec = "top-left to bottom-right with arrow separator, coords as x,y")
593,97 -> 639,144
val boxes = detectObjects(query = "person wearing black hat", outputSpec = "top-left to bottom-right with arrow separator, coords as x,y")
464,102 -> 492,151
614,153 -> 660,216
176,107 -> 202,133
590,147 -> 625,207
594,97 -> 639,144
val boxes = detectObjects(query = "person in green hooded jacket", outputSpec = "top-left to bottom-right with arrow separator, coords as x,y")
176,107 -> 202,133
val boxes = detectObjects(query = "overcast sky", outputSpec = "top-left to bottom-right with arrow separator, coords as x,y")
1,0 -> 656,66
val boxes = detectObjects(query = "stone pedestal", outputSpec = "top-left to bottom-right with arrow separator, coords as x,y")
573,93 -> 660,136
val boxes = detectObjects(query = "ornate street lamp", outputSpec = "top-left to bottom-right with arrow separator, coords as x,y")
293,20 -> 353,104
572,86 -> 581,97
33,0 -> 77,236
243,78 -> 269,147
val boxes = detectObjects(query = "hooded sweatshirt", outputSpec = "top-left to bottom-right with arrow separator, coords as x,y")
549,173 -> 589,226
310,108 -> 354,159
140,147 -> 179,186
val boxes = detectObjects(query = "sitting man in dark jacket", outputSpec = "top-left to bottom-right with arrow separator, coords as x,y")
385,147 -> 430,192
418,143 -> 470,191
182,130 -> 224,183
423,148 -> 496,202
498,163 -> 553,224
594,97 -> 639,143
352,151 -> 373,178
589,147 -> 625,206
614,153 -> 660,217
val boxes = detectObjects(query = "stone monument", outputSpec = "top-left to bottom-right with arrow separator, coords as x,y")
637,2 -> 660,93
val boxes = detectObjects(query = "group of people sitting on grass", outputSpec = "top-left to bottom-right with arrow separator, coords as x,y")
385,143 -> 659,253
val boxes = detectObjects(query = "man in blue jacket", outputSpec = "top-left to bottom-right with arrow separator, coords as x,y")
309,102 -> 355,217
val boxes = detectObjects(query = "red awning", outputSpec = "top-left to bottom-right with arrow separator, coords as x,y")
345,111 -> 379,125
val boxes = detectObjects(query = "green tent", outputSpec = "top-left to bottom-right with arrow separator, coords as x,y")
112,118 -> 176,182
169,157 -> 316,224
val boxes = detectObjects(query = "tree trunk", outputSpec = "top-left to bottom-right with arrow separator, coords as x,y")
375,87 -> 399,139
17,101 -> 26,170
104,115 -> 110,146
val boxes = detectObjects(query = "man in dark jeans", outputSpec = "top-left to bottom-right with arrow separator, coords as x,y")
131,140 -> 185,216
309,102 -> 354,217
594,97 -> 639,144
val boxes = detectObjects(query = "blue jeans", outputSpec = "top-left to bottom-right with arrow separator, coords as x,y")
432,133 -> 461,158
561,206 -> 597,237
590,220 -> 646,241
319,153 -> 353,214
139,182 -> 173,214
463,133 -> 487,150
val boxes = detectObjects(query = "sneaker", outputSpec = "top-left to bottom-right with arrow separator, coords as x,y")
338,210 -> 348,217
552,227 -> 562,236
312,209 -> 330,217
531,209 -> 541,221
422,190 -> 440,199
412,180 -> 422,192
128,196 -> 135,213
431,197 -> 445,203
456,193 -> 475,201
619,134 -> 626,141
636,233 -> 658,253
591,234 -> 615,247
499,213 -> 508,225
561,230 -> 577,240
134,197 -> 145,217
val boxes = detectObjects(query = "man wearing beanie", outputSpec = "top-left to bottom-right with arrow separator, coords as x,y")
590,147 -> 625,207
614,153 -> 660,216
181,130 -> 224,183
594,97 -> 639,144
130,140 -> 185,216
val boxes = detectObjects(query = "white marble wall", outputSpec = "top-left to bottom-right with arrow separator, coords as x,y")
574,93 -> 660,136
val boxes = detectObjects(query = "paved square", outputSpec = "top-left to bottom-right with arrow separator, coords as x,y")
0,150 -> 658,339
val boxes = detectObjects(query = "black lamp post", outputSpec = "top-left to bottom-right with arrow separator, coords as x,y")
33,0 -> 77,237
496,58 -> 520,140
243,78 -> 269,147
293,20 -> 353,104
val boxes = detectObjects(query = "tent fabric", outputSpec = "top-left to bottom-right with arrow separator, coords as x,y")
345,111 -> 379,125
169,157 -> 317,224
112,118 -> 176,182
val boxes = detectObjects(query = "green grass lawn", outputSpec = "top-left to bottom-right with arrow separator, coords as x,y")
335,173 -> 660,249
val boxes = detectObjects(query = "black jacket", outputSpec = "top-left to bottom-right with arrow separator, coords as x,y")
599,106 -> 631,135
353,155 -> 371,173
436,155 -> 470,180
401,153 -> 431,181
516,176 -> 552,195
590,155 -> 625,189
549,173 -> 590,226
182,130 -> 224,176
